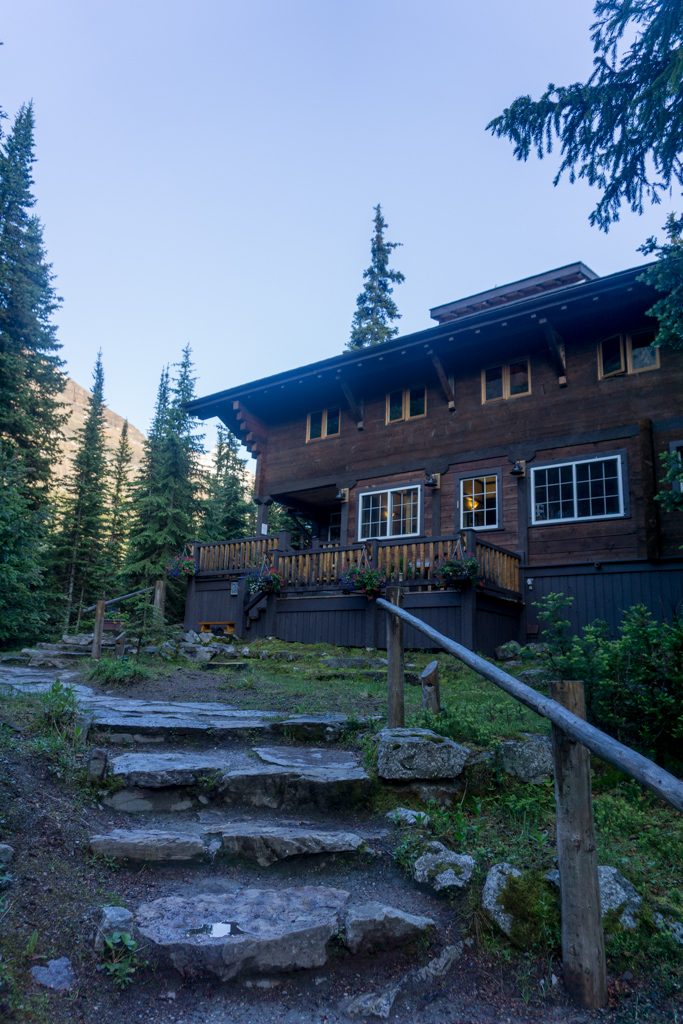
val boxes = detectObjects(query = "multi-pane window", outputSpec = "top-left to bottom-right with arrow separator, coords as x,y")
460,475 -> 498,529
386,386 -> 426,423
598,331 -> 659,378
532,456 -> 623,524
482,360 -> 530,402
358,486 -> 420,540
306,407 -> 340,441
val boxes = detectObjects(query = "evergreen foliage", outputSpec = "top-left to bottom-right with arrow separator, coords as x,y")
52,352 -> 109,626
347,204 -> 405,350
125,347 -> 205,616
487,0 -> 683,348
0,103 -> 65,644
201,425 -> 251,541
104,419 -> 134,578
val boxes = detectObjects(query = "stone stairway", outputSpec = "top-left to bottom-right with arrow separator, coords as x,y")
1,666 -> 464,1007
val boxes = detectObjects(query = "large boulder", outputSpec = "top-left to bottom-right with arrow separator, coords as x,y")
412,841 -> 475,894
377,728 -> 469,781
547,865 -> 642,930
498,734 -> 553,784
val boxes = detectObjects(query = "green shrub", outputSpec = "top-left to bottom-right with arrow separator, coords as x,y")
499,870 -> 560,952
86,658 -> 155,685
535,595 -> 683,768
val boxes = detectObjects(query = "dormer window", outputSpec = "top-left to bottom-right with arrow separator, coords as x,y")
306,408 -> 340,442
482,360 -> 530,402
386,386 -> 426,423
598,331 -> 659,378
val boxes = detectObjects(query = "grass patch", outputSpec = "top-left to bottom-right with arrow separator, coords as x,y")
85,657 -> 157,685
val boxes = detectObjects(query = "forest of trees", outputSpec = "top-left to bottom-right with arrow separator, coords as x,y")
0,103 -> 254,645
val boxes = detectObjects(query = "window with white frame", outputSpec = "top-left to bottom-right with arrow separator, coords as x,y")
531,455 -> 624,524
460,475 -> 498,529
358,486 -> 420,540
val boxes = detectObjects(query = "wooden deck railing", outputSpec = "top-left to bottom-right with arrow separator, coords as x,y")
194,535 -> 279,574
194,532 -> 521,595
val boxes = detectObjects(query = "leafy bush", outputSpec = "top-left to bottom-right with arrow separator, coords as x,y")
535,595 -> 683,767
86,658 -> 155,685
100,931 -> 145,988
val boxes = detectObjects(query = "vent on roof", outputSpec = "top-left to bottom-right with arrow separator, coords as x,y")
429,262 -> 599,324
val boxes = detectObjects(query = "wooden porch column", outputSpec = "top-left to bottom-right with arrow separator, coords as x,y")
386,586 -> 405,727
551,679 -> 607,1009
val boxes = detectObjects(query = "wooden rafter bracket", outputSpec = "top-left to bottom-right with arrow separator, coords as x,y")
538,318 -> 568,386
428,351 -> 456,411
339,380 -> 364,430
232,399 -> 267,456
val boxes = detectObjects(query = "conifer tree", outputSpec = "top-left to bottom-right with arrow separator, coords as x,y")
487,0 -> 683,348
125,348 -> 205,616
0,103 -> 65,643
105,420 -> 133,578
347,205 -> 405,351
52,352 -> 109,626
201,425 -> 250,541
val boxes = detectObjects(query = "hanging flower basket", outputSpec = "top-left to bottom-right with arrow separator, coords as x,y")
245,566 -> 283,596
166,551 -> 196,578
339,566 -> 387,600
434,557 -> 481,589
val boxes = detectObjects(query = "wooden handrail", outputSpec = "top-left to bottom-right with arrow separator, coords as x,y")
376,596 -> 682,812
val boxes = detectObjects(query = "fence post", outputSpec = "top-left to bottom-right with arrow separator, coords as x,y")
91,599 -> 106,661
153,579 -> 166,618
420,659 -> 441,714
551,679 -> 607,1009
386,586 -> 405,728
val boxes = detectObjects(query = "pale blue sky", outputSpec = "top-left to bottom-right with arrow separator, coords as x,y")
3,1 -> 675,440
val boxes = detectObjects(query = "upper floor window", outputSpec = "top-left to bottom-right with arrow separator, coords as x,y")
531,455 -> 624,524
482,359 -> 530,402
306,407 -> 340,442
358,485 -> 420,540
598,331 -> 659,379
460,475 -> 499,529
386,386 -> 426,423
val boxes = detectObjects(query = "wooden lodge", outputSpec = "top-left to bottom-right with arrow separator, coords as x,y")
185,262 -> 683,652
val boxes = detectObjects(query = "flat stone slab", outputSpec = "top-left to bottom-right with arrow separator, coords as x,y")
90,821 -> 373,866
377,728 -> 470,781
126,887 -> 435,980
104,745 -> 371,812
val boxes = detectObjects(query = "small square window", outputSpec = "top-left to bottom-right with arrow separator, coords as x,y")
460,475 -> 499,529
599,332 -> 659,378
385,386 -> 427,423
387,390 -> 404,422
482,360 -> 530,402
599,335 -> 625,377
306,408 -> 340,442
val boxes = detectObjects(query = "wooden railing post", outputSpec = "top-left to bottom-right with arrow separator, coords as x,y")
420,659 -> 441,714
551,679 -> 607,1009
386,586 -> 405,727
91,599 -> 106,661
153,579 -> 166,619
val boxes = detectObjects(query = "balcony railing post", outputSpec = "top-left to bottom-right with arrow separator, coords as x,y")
385,585 -> 405,728
551,679 -> 607,1009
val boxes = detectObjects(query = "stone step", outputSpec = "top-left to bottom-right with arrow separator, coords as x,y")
84,695 -> 366,744
89,818 -> 383,866
96,886 -> 436,982
103,744 -> 371,813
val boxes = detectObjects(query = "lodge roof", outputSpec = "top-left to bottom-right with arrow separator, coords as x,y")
188,263 -> 656,428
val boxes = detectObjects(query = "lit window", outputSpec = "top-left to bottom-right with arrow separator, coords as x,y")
358,486 -> 420,539
386,386 -> 426,423
460,475 -> 498,529
306,408 -> 341,442
482,360 -> 530,402
598,331 -> 659,378
532,456 -> 624,524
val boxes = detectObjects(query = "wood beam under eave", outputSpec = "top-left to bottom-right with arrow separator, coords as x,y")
339,380 -> 364,430
428,353 -> 456,411
538,318 -> 568,387
232,399 -> 267,456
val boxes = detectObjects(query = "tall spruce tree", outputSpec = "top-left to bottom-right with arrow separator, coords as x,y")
0,103 -> 66,644
52,352 -> 109,626
126,348 -> 205,615
487,0 -> 683,348
201,426 -> 250,541
104,419 -> 134,579
347,205 -> 405,351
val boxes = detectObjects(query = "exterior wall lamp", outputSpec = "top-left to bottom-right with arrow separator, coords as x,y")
510,460 -> 526,477
335,488 -> 349,502
425,472 -> 441,489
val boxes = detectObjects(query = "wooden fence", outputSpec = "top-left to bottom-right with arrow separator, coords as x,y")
377,592 -> 683,1010
194,536 -> 279,574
